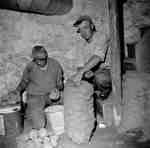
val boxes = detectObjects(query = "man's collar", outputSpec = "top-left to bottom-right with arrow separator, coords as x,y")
39,63 -> 48,71
85,32 -> 95,43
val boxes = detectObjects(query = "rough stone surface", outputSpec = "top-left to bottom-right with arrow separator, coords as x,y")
126,0 -> 150,28
0,0 -> 149,100
119,72 -> 145,133
124,0 -> 150,44
123,2 -> 141,44
135,28 -> 150,73
0,0 -> 109,99
118,72 -> 150,140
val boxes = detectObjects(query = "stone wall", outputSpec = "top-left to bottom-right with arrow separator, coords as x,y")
0,0 -> 148,98
124,0 -> 150,44
0,0 -> 109,98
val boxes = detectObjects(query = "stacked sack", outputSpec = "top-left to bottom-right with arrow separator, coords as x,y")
64,80 -> 95,144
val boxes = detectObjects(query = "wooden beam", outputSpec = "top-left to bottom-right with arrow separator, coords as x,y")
107,0 -> 124,105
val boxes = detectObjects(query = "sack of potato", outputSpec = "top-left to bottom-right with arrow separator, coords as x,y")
64,80 -> 95,144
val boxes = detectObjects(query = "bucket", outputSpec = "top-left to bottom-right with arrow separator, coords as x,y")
45,105 -> 64,135
0,105 -> 23,137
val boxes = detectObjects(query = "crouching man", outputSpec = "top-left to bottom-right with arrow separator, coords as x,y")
9,45 -> 64,130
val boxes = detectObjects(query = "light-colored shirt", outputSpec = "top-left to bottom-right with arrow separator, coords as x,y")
22,57 -> 63,95
77,32 -> 111,68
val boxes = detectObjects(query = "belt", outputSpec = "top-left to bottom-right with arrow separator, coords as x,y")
27,93 -> 49,97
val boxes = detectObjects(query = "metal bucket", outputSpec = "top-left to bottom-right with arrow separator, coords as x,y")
45,105 -> 64,135
0,105 -> 23,137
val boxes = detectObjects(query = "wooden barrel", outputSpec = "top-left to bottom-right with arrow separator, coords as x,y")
0,105 -> 23,137
0,0 -> 73,15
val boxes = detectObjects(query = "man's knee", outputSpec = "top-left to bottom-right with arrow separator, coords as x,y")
26,107 -> 46,129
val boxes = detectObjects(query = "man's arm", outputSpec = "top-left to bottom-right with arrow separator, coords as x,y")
16,63 -> 31,94
70,55 -> 102,83
16,79 -> 29,94
71,39 -> 110,82
81,55 -> 103,74
7,63 -> 31,103
54,65 -> 64,104
81,38 -> 110,73
56,65 -> 64,91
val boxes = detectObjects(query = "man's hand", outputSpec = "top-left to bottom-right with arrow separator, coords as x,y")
1,89 -> 21,105
49,88 -> 60,100
8,90 -> 20,100
84,70 -> 94,79
70,70 -> 84,83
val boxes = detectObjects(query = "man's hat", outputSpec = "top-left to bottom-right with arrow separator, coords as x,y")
31,45 -> 48,59
73,15 -> 93,27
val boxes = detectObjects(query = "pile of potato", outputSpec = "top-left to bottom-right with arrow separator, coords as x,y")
17,128 -> 60,148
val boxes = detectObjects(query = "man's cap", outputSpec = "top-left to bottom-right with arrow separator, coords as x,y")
31,45 -> 48,59
73,15 -> 93,27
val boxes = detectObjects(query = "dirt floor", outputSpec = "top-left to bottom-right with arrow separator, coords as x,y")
1,125 -> 150,148
57,126 -> 150,148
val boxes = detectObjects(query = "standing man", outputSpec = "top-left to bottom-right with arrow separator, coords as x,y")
10,45 -> 64,130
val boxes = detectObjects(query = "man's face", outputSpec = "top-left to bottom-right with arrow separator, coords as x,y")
77,21 -> 93,42
33,52 -> 47,68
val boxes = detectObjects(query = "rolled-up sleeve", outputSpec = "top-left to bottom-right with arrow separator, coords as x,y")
16,62 -> 32,92
22,62 -> 34,82
94,49 -> 105,61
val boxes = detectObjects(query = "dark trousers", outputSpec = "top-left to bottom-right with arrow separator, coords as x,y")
25,94 -> 51,129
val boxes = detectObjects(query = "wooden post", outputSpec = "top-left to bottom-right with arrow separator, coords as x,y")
107,0 -> 124,121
